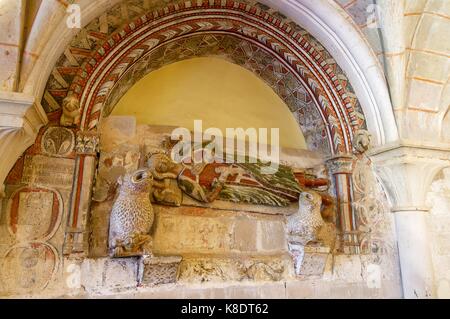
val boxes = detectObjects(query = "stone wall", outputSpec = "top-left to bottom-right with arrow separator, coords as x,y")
0,129 -> 76,295
0,254 -> 403,299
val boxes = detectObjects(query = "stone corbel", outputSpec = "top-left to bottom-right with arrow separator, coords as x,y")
0,91 -> 48,188
370,143 -> 450,299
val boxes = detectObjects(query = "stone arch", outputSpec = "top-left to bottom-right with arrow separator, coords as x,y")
19,0 -> 398,150
102,34 -> 330,154
40,0 -> 367,155
0,0 -> 399,192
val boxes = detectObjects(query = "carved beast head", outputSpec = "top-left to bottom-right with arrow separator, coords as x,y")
118,169 -> 153,193
299,190 -> 322,212
62,95 -> 80,111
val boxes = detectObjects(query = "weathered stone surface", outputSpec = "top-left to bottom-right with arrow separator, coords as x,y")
232,218 -> 258,251
138,256 -> 182,286
81,258 -> 139,293
100,116 -> 137,153
22,155 -> 75,190
298,246 -> 331,277
93,148 -> 141,202
152,206 -> 288,256
88,201 -> 113,257
428,169 -> 450,297
178,257 -> 291,283
285,280 -> 315,299
333,255 -> 364,283
153,212 -> 234,254
12,190 -> 56,241
258,220 -> 286,251
0,242 -> 59,296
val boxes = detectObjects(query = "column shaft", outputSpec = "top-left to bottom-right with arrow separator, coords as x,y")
395,210 -> 435,298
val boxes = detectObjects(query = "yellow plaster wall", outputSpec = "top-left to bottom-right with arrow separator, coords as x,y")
112,57 -> 306,149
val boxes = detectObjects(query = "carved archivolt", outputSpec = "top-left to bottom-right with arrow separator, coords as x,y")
41,0 -> 366,155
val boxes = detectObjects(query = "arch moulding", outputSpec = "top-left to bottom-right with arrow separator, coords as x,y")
22,0 -> 398,148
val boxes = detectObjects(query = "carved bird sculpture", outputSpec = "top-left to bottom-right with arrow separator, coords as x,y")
109,169 -> 154,257
287,190 -> 324,245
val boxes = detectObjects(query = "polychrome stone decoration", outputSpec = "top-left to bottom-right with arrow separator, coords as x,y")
146,151 -> 334,209
41,0 -> 367,156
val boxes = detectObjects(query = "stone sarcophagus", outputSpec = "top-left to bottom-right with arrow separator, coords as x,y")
99,120 -> 337,284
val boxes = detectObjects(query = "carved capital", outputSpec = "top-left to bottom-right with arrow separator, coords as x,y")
75,131 -> 99,155
326,155 -> 354,175
370,143 -> 450,211
0,91 -> 48,186
0,91 -> 48,136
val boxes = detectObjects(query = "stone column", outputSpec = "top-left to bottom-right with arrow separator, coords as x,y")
371,145 -> 450,298
63,131 -> 99,257
326,155 -> 359,254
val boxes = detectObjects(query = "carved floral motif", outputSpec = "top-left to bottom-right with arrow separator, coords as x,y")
178,258 -> 287,283
75,132 -> 99,155
41,127 -> 74,157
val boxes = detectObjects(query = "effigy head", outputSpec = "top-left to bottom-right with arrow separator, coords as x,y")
118,169 -> 153,193
147,152 -> 183,179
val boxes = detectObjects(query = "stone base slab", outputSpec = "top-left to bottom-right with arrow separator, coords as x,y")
138,256 -> 182,286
